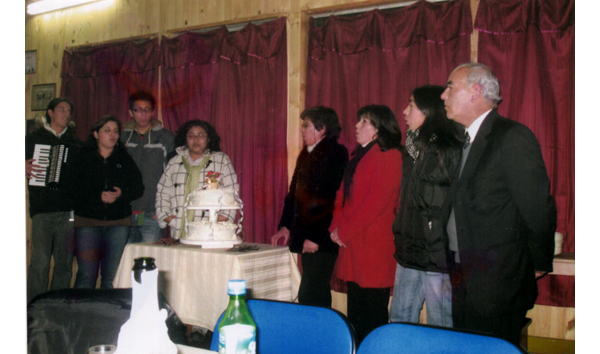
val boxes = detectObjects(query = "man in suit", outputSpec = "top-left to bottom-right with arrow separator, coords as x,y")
442,62 -> 556,345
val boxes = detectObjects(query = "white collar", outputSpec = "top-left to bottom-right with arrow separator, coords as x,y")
307,137 -> 324,153
43,122 -> 67,138
361,138 -> 377,148
465,109 -> 492,142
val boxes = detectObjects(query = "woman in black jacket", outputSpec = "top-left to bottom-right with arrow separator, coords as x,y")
72,116 -> 144,289
271,106 -> 348,307
390,85 -> 462,327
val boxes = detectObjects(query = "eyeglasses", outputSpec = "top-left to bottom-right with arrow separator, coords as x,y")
55,107 -> 71,113
132,107 -> 153,114
187,134 -> 207,140
301,123 -> 315,129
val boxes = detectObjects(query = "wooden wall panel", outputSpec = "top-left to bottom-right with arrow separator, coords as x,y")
527,305 -> 575,340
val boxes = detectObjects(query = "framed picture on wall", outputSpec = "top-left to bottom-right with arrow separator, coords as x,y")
32,83 -> 56,111
26,50 -> 37,74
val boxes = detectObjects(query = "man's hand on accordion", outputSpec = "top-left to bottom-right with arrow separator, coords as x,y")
101,186 -> 122,204
26,158 -> 43,180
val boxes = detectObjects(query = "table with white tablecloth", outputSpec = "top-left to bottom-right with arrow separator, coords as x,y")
113,242 -> 301,330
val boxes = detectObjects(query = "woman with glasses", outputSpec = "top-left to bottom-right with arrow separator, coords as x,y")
156,120 -> 239,240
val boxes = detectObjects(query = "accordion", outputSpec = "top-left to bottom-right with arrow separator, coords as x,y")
29,144 -> 71,189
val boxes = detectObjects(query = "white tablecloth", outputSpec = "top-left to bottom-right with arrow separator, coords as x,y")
113,242 -> 300,329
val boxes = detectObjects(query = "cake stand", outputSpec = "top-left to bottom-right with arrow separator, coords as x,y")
180,189 -> 244,248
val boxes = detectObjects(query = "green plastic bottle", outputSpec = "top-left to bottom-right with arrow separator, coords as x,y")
218,279 -> 257,354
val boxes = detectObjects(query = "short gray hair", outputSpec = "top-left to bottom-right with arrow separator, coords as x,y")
454,62 -> 502,106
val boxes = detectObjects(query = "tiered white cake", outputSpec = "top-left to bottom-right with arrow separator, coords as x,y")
190,188 -> 238,208
181,187 -> 243,248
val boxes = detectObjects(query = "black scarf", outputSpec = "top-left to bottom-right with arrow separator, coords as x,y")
343,141 -> 376,205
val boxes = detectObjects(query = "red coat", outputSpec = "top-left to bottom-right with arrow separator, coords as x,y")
329,145 -> 402,288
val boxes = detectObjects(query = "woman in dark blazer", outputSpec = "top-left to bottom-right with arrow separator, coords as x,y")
329,105 -> 403,344
272,106 -> 348,307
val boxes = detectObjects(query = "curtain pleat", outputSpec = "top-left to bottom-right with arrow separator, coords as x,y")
476,0 -> 574,307
61,19 -> 288,245
160,17 -> 288,244
306,0 -> 472,292
60,39 -> 160,141
309,1 -> 472,60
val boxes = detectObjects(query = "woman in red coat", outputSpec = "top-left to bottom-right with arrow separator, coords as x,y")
330,105 -> 403,344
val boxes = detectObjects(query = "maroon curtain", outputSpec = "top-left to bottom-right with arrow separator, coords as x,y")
306,0 -> 472,150
306,0 -> 472,292
61,39 -> 160,141
475,0 -> 574,307
161,18 -> 289,244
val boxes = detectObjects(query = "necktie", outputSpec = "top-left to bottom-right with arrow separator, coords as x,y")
463,131 -> 471,148
448,131 -> 472,263
458,132 -> 472,178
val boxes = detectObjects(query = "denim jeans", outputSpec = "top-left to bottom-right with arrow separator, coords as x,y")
389,263 -> 452,327
128,213 -> 163,243
74,225 -> 129,289
27,212 -> 74,303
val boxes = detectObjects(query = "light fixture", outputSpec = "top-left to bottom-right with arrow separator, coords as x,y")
27,0 -> 103,15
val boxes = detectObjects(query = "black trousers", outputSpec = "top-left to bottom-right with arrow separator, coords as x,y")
298,252 -> 337,307
346,281 -> 391,345
450,262 -> 527,346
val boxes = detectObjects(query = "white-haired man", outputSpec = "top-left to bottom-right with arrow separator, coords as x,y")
442,63 -> 556,345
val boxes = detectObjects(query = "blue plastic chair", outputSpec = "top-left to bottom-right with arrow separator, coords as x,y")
210,299 -> 356,354
357,322 -> 526,354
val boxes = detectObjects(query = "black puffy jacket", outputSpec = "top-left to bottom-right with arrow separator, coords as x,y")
392,139 -> 461,272
71,145 -> 144,221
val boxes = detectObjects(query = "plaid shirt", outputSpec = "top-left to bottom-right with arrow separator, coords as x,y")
156,147 -> 239,239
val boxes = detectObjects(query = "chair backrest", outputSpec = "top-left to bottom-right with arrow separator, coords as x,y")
357,323 -> 526,354
210,299 -> 356,354
27,289 -> 186,354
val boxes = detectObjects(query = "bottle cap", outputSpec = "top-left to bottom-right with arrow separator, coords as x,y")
228,279 -> 247,295
132,257 -> 156,271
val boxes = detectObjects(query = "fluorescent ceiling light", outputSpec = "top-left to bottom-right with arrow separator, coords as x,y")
311,0 -> 449,18
27,0 -> 103,15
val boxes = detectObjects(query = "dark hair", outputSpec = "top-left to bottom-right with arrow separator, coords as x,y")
128,91 -> 156,110
45,97 -> 73,124
174,120 -> 221,152
411,85 -> 462,164
86,115 -> 125,151
356,105 -> 402,152
301,106 -> 342,141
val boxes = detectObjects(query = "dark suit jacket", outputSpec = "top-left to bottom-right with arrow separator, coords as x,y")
445,109 -> 556,317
